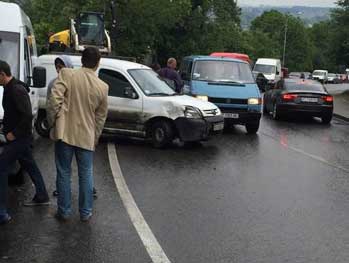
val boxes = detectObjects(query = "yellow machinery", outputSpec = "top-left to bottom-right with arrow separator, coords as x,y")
48,11 -> 114,54
49,30 -> 70,51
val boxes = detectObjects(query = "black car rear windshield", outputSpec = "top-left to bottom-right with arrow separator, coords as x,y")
285,80 -> 325,92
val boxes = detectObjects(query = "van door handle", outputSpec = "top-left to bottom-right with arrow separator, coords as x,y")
31,91 -> 35,95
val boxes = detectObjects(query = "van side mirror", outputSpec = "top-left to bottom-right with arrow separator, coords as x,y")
32,67 -> 46,88
276,71 -> 280,75
124,86 -> 138,99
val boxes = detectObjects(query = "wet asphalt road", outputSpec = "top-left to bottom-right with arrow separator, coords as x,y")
1,115 -> 349,263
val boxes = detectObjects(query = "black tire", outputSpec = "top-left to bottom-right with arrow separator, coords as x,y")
321,114 -> 332,124
35,112 -> 50,138
151,121 -> 174,148
263,102 -> 268,114
272,103 -> 280,120
246,121 -> 260,134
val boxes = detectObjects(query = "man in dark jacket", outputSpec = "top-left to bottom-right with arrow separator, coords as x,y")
158,58 -> 184,93
0,60 -> 49,225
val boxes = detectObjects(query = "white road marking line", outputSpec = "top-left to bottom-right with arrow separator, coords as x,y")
107,143 -> 171,263
261,132 -> 349,173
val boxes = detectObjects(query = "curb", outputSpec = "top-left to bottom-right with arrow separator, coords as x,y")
333,113 -> 349,122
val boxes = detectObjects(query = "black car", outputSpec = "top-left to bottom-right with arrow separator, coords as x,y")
263,78 -> 333,124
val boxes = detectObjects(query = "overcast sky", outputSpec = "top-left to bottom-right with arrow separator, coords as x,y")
239,0 -> 336,7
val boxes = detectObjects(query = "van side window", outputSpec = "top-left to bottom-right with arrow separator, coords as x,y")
99,69 -> 133,98
180,60 -> 193,81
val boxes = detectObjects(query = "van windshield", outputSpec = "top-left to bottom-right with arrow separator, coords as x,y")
0,31 -> 20,79
128,69 -> 177,96
253,64 -> 276,75
313,71 -> 326,76
193,60 -> 254,84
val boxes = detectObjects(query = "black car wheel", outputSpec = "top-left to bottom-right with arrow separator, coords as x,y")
321,114 -> 332,124
246,121 -> 260,134
35,113 -> 50,138
151,120 -> 174,148
263,103 -> 268,114
272,103 -> 280,120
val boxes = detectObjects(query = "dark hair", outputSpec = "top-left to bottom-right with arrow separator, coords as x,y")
81,47 -> 101,69
0,60 -> 12,76
55,57 -> 65,67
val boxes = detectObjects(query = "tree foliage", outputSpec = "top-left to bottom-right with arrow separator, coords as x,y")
6,0 -> 349,72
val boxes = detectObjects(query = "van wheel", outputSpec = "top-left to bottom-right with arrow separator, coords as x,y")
263,103 -> 268,114
151,121 -> 174,148
246,121 -> 260,134
35,113 -> 50,138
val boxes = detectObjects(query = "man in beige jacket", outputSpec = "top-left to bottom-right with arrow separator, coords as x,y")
47,47 -> 108,222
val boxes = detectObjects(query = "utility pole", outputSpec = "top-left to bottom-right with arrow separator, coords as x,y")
282,15 -> 288,68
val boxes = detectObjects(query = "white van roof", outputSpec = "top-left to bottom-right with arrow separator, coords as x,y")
0,2 -> 32,33
255,58 -> 281,66
38,54 -> 149,71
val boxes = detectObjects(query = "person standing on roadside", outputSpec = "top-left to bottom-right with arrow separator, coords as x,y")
46,55 -> 74,101
46,55 -> 97,199
158,58 -> 184,93
47,47 -> 108,222
0,60 -> 50,225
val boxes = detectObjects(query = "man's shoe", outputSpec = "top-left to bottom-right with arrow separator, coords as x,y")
54,212 -> 70,222
23,197 -> 50,207
80,213 -> 92,222
0,214 -> 12,225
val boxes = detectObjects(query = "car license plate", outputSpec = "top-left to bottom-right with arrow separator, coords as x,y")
213,123 -> 224,131
223,113 -> 239,119
301,97 -> 318,103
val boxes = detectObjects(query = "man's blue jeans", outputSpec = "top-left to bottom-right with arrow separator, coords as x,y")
55,141 -> 94,217
0,137 -> 48,218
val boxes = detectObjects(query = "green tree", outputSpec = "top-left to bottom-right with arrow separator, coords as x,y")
330,0 -> 349,70
308,20 -> 336,71
9,0 -> 242,64
248,10 -> 312,71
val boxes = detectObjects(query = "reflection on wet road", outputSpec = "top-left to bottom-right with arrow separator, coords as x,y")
116,115 -> 349,263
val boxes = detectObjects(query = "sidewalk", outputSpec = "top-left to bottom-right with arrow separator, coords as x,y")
326,84 -> 349,120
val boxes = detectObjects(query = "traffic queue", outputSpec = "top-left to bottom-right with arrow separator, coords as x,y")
30,52 -> 333,149
0,1 -> 334,149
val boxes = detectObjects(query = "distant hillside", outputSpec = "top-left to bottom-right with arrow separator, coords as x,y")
241,6 -> 331,29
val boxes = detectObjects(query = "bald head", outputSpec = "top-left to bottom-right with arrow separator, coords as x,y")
167,58 -> 177,70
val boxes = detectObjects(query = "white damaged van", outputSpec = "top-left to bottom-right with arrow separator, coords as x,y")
0,2 -> 46,142
37,54 -> 224,148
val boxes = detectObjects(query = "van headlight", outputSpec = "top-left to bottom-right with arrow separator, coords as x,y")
184,106 -> 202,119
248,98 -> 261,105
195,95 -> 208,102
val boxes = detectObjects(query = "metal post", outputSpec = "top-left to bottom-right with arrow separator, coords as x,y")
282,15 -> 288,68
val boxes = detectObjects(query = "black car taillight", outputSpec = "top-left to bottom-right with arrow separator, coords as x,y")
282,94 -> 298,101
322,95 -> 333,103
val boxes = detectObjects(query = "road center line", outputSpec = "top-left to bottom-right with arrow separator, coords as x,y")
107,143 -> 171,263
261,132 -> 349,173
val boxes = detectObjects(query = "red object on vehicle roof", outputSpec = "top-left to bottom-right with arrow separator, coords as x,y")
210,52 -> 251,64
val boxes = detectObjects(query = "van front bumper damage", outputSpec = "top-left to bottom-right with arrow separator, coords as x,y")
174,115 -> 224,142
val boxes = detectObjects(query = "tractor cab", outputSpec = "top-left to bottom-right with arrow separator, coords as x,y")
49,12 -> 111,54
